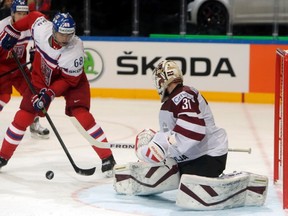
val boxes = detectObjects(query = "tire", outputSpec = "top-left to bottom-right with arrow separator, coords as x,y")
196,1 -> 228,35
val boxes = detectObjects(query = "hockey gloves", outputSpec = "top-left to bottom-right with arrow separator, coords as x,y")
0,25 -> 20,50
32,88 -> 55,111
135,129 -> 169,164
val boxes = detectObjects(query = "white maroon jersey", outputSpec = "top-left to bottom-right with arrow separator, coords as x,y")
159,85 -> 228,163
29,14 -> 84,94
0,16 -> 30,73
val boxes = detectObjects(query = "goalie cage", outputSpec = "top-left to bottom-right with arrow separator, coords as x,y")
274,48 -> 288,209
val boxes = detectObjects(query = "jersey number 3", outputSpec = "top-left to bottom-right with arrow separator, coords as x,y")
182,98 -> 192,110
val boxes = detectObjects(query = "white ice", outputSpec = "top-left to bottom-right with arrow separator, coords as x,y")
0,97 -> 287,216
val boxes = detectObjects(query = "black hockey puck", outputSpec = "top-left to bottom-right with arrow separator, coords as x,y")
46,170 -> 54,180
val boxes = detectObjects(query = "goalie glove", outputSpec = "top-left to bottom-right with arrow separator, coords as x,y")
135,129 -> 170,164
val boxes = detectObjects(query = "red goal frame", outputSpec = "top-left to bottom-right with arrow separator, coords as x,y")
274,48 -> 288,209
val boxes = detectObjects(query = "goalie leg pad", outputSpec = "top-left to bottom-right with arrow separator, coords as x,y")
113,158 -> 180,195
176,171 -> 268,210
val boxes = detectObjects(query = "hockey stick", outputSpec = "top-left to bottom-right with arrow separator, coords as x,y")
70,116 -> 110,149
108,143 -> 252,154
0,61 -> 31,78
70,117 -> 252,154
227,148 -> 251,154
11,50 -> 96,176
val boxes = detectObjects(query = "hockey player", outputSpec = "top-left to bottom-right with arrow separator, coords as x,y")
113,61 -> 268,209
136,60 -> 228,177
0,0 -> 49,139
0,11 -> 116,175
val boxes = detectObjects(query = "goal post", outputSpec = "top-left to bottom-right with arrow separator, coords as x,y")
274,48 -> 288,209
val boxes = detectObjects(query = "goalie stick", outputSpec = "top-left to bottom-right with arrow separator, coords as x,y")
12,50 -> 96,176
70,117 -> 252,154
110,144 -> 251,154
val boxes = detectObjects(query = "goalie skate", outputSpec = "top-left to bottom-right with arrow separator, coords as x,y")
30,116 -> 50,139
176,171 -> 268,210
113,158 -> 180,195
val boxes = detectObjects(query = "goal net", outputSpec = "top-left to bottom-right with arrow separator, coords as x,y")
274,48 -> 288,209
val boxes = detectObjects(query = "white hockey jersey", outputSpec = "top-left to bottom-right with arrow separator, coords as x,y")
159,85 -> 228,163
24,13 -> 85,95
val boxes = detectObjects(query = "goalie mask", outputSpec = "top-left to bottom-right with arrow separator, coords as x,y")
152,60 -> 183,102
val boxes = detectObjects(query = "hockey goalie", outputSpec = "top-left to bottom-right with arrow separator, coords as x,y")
113,129 -> 268,210
113,61 -> 268,210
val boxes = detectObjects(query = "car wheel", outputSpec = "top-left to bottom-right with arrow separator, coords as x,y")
197,1 -> 228,35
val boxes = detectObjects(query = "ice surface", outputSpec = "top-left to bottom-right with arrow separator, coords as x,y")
0,97 -> 286,216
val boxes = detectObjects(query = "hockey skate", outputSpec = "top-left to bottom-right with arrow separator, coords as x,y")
101,155 -> 116,177
0,157 -> 8,169
30,116 -> 50,139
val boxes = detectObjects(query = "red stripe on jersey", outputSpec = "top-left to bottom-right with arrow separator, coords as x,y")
174,124 -> 205,141
179,114 -> 205,126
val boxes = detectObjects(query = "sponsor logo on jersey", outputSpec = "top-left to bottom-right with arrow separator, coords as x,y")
83,48 -> 104,82
68,68 -> 82,74
172,92 -> 195,105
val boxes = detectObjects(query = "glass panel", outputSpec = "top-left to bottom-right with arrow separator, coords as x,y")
47,0 -> 288,37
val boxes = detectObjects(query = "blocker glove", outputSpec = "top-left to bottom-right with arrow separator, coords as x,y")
0,25 -> 20,50
32,88 -> 55,111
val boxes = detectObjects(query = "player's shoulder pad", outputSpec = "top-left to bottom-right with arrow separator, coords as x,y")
32,15 -> 48,29
66,36 -> 83,50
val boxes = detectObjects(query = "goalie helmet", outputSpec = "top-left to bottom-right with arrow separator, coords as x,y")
11,0 -> 29,13
152,60 -> 183,102
52,12 -> 75,35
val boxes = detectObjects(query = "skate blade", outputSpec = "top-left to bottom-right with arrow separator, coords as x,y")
30,132 -> 50,140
